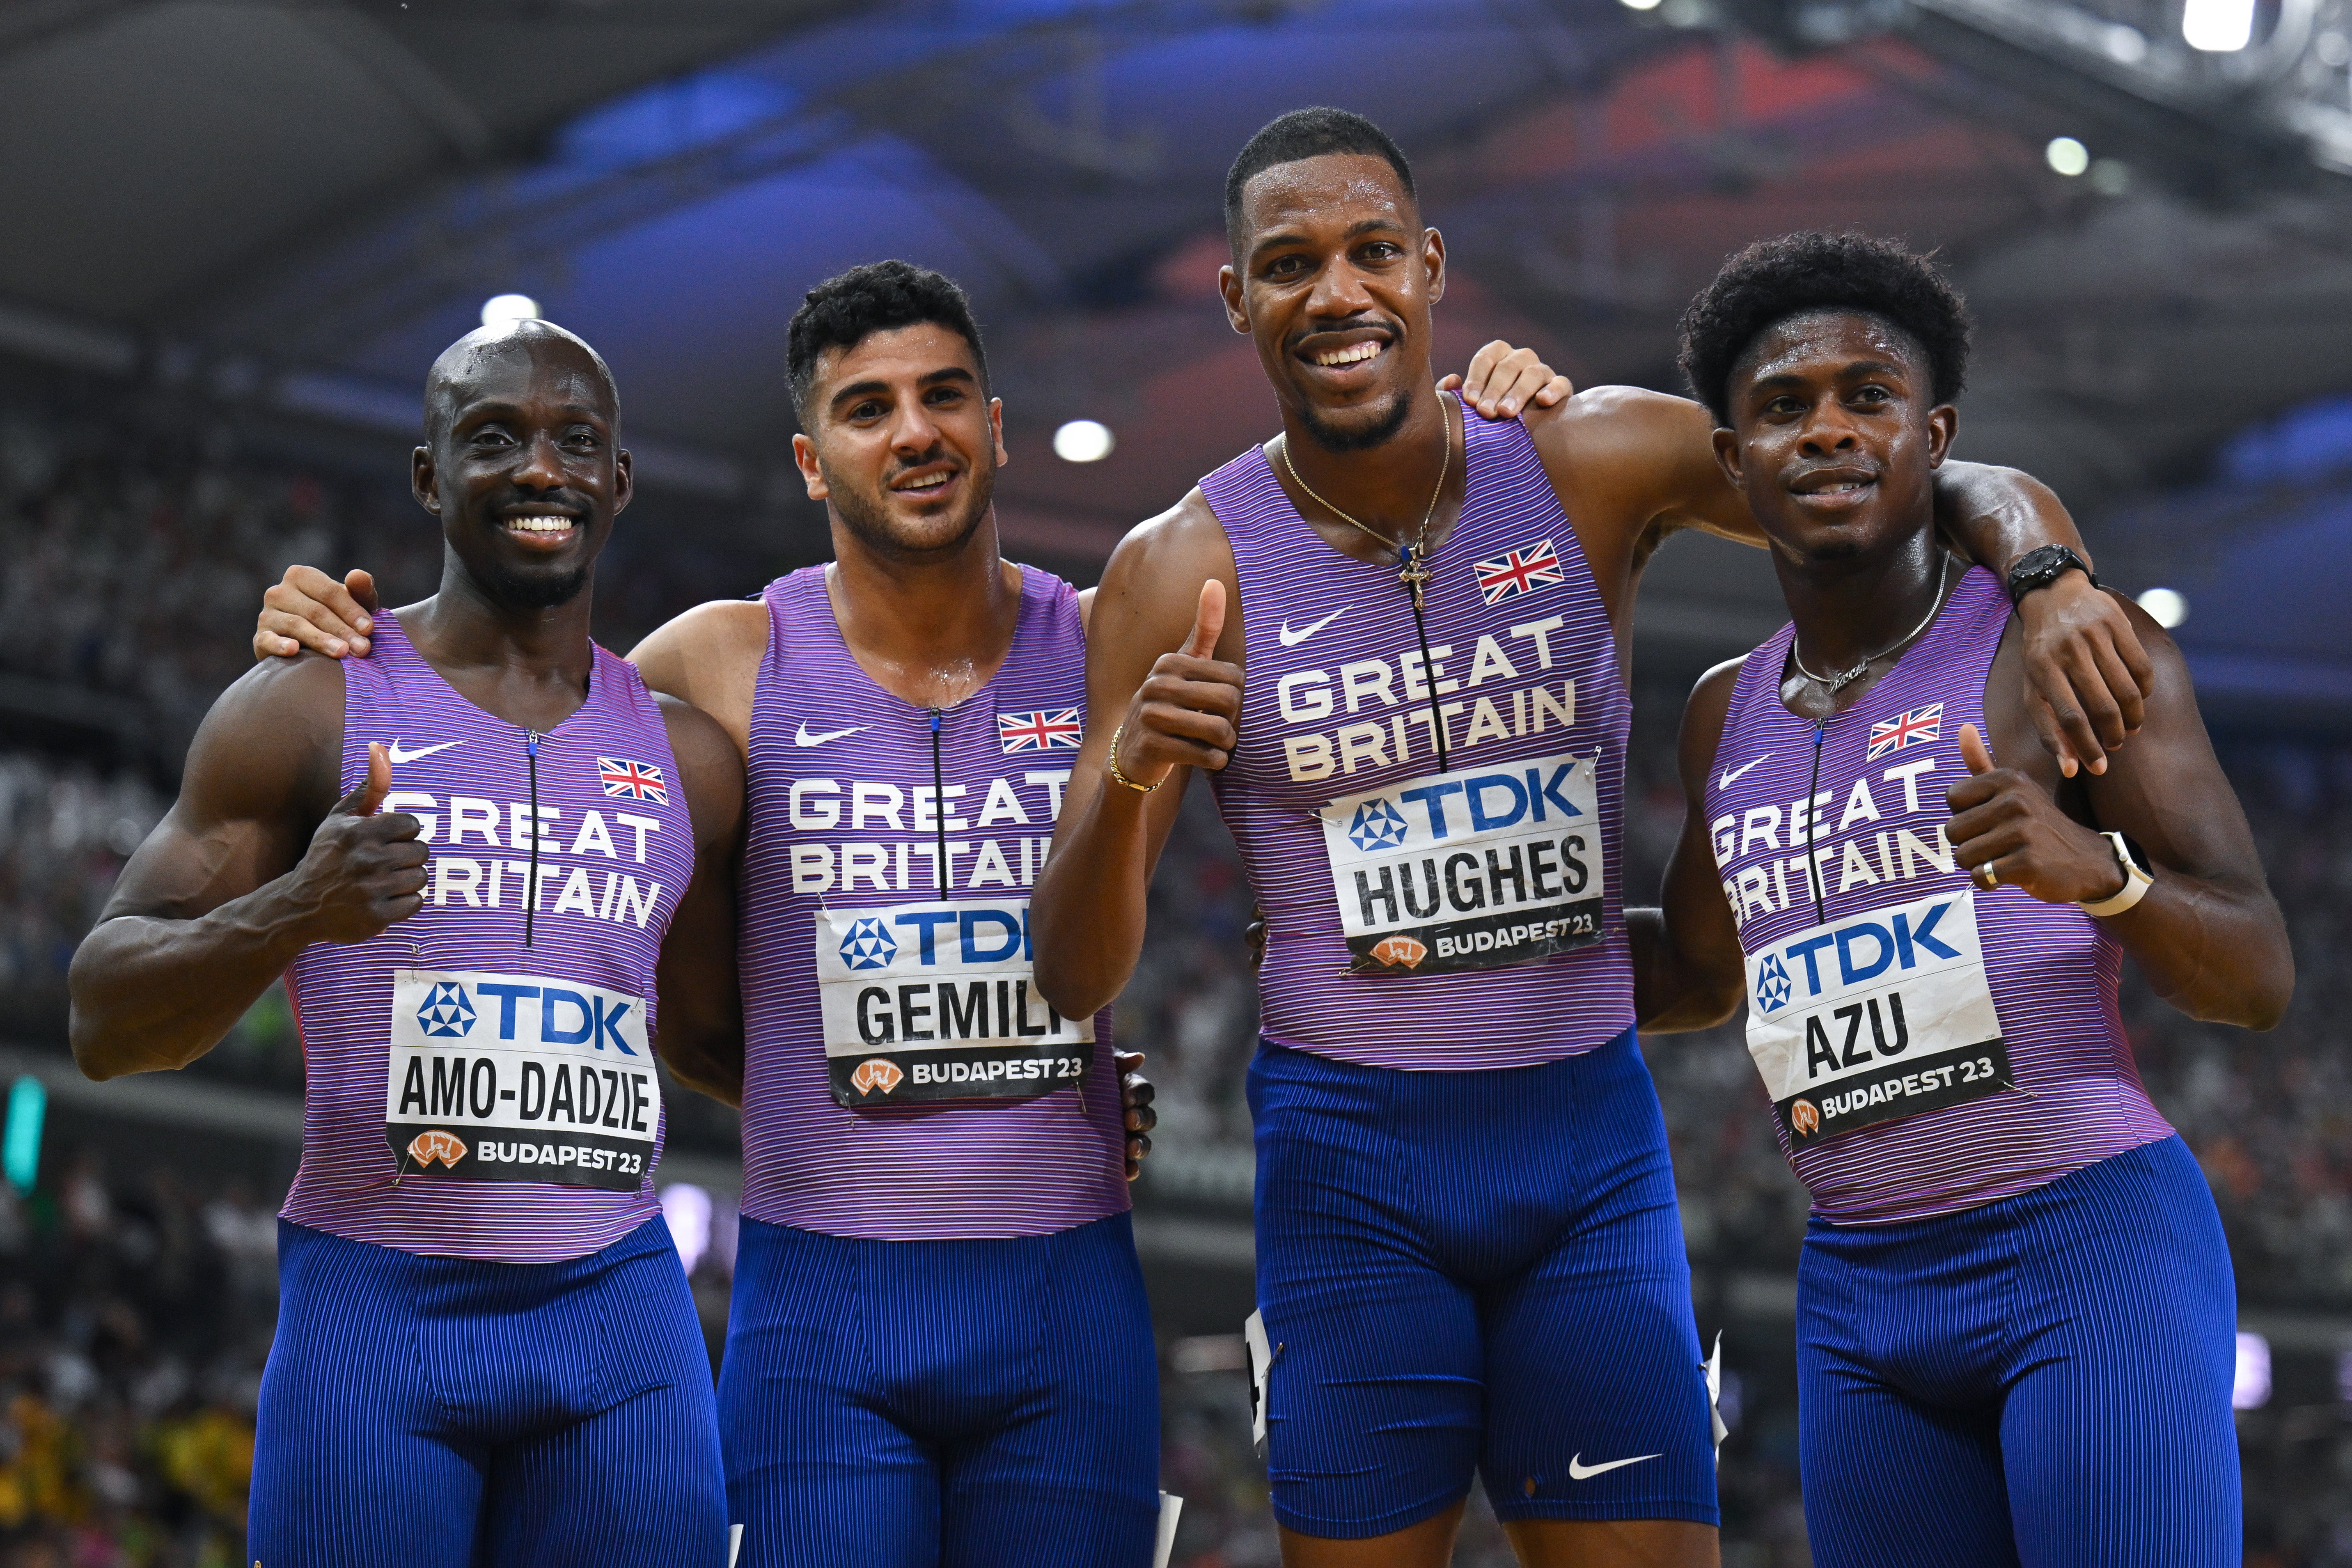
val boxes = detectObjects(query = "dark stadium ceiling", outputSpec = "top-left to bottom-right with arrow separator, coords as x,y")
4,0 -> 2352,706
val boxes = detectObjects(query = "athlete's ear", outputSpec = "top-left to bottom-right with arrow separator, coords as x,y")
1925,403 -> 1958,468
1421,226 -> 1446,306
791,432 -> 828,502
1218,263 -> 1249,335
988,397 -> 1008,470
411,445 -> 441,515
611,445 -> 635,516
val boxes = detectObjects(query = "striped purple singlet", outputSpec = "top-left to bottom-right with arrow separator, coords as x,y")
733,563 -> 1129,1240
282,612 -> 688,1262
1707,566 -> 2172,1225
1204,408 -> 1636,1071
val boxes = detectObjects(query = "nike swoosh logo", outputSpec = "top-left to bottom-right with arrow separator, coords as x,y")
1717,754 -> 1770,791
386,739 -> 461,765
1278,608 -> 1346,647
794,723 -> 867,747
1567,1452 -> 1662,1481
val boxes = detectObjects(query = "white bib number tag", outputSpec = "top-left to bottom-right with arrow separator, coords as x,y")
815,897 -> 1092,1107
1743,888 -> 2008,1148
387,968 -> 659,1190
1317,748 -> 1607,974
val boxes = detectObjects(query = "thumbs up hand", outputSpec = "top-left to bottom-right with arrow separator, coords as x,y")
1943,723 -> 2130,905
1111,579 -> 1245,790
286,741 -> 431,942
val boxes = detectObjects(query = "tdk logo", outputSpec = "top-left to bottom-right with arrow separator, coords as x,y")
1760,901 -> 1964,1012
416,981 -> 477,1038
1348,800 -> 1408,853
840,917 -> 898,971
1357,764 -> 1584,848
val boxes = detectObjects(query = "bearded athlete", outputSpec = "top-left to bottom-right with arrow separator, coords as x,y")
241,261 -> 1571,1566
71,321 -> 743,1566
1032,108 -> 2157,1568
1637,232 -> 2287,1568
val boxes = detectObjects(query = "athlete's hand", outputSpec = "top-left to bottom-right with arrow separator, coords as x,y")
1944,723 -> 2127,905
2013,573 -> 2152,779
1113,580 -> 1242,786
254,565 -> 379,661
1116,1049 -> 1157,1182
284,742 -> 429,942
1438,340 -> 1575,422
1244,908 -> 1267,973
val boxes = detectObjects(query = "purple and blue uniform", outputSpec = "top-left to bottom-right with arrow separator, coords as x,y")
1708,567 -> 2237,1567
715,563 -> 1157,1568
1205,408 -> 1717,1538
249,612 -> 727,1568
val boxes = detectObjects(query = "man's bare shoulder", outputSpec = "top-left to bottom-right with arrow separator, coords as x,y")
630,597 -> 769,669
654,691 -> 745,844
182,650 -> 347,821
1094,489 -> 1240,656
1524,385 -> 1711,466
628,596 -> 769,731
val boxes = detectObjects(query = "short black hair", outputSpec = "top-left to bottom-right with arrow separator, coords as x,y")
1677,232 -> 1971,424
1224,107 -> 1416,251
786,260 -> 988,423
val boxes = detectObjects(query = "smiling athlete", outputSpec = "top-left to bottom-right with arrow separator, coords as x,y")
1035,109 -> 2160,1568
71,321 -> 743,1566
1635,232 -> 2288,1568
241,261 -> 1570,1566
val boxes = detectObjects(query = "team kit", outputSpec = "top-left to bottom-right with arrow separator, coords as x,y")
71,106 -> 2287,1568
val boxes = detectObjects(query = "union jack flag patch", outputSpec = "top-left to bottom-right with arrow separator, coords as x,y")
1866,704 -> 1944,761
997,708 -> 1083,753
597,756 -> 668,803
1473,538 -> 1564,604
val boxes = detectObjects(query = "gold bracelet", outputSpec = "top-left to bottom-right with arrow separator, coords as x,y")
1106,723 -> 1164,794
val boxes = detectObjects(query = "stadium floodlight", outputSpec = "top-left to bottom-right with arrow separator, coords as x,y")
481,293 -> 541,328
3,1076 -> 43,1195
1620,0 -> 1664,9
2233,1332 -> 2272,1409
2046,137 -> 2091,177
2136,587 -> 2188,627
1054,419 -> 1116,463
2183,0 -> 2255,52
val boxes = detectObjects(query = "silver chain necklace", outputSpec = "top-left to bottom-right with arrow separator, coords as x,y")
1785,553 -> 1950,698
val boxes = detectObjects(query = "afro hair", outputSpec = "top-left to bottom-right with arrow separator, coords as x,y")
1677,232 -> 1971,425
787,259 -> 988,424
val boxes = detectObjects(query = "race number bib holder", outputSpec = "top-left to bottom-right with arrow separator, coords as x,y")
387,967 -> 660,1191
1742,887 -> 2010,1148
815,898 -> 1093,1107
1316,748 -> 1607,974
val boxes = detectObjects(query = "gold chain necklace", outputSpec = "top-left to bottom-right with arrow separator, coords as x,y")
1279,392 -> 1454,609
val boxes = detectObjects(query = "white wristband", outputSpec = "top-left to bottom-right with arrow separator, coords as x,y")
2079,830 -> 2153,918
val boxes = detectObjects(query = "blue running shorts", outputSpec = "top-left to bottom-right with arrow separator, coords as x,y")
1248,1028 -> 1718,1539
248,1215 -> 727,1567
1797,1134 -> 2239,1568
717,1210 -> 1160,1568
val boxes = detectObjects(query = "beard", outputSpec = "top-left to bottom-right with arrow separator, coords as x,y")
1294,386 -> 1414,454
824,452 -> 996,562
476,554 -> 593,610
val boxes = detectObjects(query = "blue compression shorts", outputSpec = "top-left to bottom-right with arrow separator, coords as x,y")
1248,1029 -> 1719,1539
716,1210 -> 1160,1568
1797,1134 -> 2239,1568
248,1215 -> 727,1568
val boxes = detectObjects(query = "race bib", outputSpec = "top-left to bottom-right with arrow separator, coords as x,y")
815,897 -> 1093,1107
1743,887 -> 2009,1148
387,968 -> 659,1191
1317,749 -> 1607,974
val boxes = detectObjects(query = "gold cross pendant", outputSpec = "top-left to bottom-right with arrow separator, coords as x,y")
1398,551 -> 1432,610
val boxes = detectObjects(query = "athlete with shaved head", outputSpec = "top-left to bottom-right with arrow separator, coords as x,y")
72,319 -> 745,1565
1033,108 -> 2159,1568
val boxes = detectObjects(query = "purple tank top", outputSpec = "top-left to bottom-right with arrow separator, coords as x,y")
1707,566 -> 2172,1224
734,563 -> 1129,1239
1204,409 -> 1634,1071
282,612 -> 689,1261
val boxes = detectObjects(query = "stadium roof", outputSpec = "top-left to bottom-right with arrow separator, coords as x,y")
4,0 -> 2350,714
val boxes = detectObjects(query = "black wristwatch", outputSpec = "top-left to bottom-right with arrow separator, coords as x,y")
2005,544 -> 2098,605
